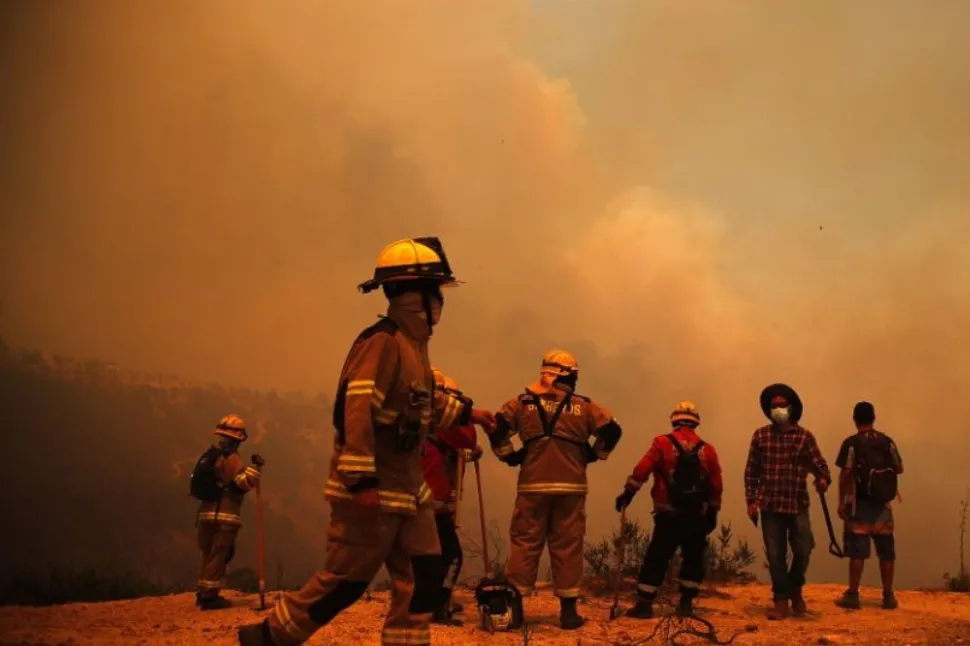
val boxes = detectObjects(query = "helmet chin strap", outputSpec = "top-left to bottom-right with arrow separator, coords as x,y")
422,289 -> 434,337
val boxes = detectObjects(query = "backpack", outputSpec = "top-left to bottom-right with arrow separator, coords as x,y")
852,432 -> 898,505
665,434 -> 710,513
189,447 -> 229,502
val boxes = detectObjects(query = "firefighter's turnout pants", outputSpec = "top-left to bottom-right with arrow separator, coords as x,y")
196,522 -> 239,599
268,502 -> 443,646
435,513 -> 463,610
636,512 -> 708,601
506,493 -> 586,598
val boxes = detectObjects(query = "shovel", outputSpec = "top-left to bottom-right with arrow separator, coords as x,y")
609,508 -> 627,620
817,490 -> 845,559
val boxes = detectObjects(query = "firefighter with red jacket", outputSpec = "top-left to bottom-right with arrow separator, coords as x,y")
615,401 -> 723,618
422,368 -> 484,626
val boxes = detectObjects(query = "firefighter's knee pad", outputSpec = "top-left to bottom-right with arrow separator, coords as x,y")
307,579 -> 369,625
409,555 -> 446,614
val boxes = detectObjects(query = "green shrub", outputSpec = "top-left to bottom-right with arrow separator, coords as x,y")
583,518 -> 755,593
944,571 -> 970,593
226,567 -> 260,593
0,567 -> 182,606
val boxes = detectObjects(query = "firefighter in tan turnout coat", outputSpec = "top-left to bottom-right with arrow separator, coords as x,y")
193,414 -> 263,610
488,350 -> 623,629
238,237 -> 494,646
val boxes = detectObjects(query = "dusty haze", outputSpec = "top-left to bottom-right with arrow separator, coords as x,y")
2,0 -> 969,590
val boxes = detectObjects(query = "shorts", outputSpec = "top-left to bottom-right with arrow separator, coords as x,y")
844,531 -> 895,561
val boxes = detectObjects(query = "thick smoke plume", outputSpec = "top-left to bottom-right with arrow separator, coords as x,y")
2,1 -> 969,588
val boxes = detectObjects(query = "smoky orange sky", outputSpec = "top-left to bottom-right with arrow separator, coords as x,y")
2,1 -> 969,589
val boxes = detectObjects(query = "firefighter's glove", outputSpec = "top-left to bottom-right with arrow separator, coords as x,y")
506,448 -> 526,467
470,444 -> 484,462
352,489 -> 381,513
470,408 -> 496,432
251,454 -> 266,467
615,489 -> 634,513
583,443 -> 600,464
704,507 -> 718,535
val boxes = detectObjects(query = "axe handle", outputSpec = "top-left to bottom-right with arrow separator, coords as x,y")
454,451 -> 465,529
256,479 -> 267,609
612,508 -> 626,608
474,459 -> 490,575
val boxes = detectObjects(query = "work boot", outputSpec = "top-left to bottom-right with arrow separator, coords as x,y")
624,599 -> 654,619
767,598 -> 789,620
431,607 -> 463,627
835,590 -> 861,610
882,590 -> 899,610
790,589 -> 808,616
238,620 -> 275,646
676,595 -> 694,618
198,595 -> 233,611
559,597 -> 585,630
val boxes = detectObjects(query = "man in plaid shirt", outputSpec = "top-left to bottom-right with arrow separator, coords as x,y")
744,383 -> 831,620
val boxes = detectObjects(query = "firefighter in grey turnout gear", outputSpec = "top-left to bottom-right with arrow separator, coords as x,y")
488,349 -> 623,629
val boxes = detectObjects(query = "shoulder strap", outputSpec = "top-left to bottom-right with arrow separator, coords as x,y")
667,433 -> 685,455
544,391 -> 574,436
521,390 -> 581,447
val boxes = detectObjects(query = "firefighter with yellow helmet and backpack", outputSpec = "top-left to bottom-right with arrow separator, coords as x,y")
614,401 -> 723,619
487,349 -> 623,630
189,414 -> 264,610
238,237 -> 494,646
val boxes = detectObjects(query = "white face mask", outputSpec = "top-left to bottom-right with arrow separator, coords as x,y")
770,407 -> 791,423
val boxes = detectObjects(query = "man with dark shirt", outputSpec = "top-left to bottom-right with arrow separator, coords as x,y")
834,401 -> 903,611
744,383 -> 831,620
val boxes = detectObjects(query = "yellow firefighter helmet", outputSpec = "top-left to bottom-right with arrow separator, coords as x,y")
358,237 -> 461,294
215,414 -> 247,441
432,366 -> 446,390
670,400 -> 701,426
443,375 -> 461,394
540,349 -> 578,377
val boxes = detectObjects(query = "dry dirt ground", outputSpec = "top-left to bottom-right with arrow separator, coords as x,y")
2,584 -> 970,646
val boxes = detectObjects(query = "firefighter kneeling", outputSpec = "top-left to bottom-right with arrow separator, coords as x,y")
615,401 -> 723,618
489,349 -> 623,630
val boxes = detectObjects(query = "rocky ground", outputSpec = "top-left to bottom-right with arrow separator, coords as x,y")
2,584 -> 969,645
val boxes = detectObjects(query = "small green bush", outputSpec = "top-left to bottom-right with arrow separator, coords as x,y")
0,567 -> 181,606
226,567 -> 260,593
583,518 -> 756,593
944,571 -> 970,593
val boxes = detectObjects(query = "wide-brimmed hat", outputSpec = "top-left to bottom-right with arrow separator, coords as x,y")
760,383 -> 803,423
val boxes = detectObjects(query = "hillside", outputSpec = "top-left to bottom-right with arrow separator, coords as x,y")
2,584 -> 969,645
0,340 -> 335,599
